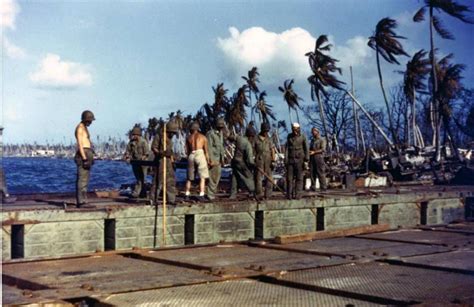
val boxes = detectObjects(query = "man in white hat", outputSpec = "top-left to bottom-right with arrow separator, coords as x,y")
284,123 -> 309,199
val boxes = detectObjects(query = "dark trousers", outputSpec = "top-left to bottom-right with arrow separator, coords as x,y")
230,161 -> 255,197
150,158 -> 176,204
286,161 -> 304,199
255,159 -> 273,198
132,165 -> 147,197
75,149 -> 94,205
207,164 -> 221,200
310,155 -> 327,190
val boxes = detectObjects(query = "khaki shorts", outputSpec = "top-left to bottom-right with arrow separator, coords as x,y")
188,149 -> 209,179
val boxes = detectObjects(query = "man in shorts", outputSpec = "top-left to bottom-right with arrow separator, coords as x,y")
185,121 -> 210,201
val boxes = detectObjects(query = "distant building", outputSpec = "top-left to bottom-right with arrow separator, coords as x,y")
31,150 -> 56,157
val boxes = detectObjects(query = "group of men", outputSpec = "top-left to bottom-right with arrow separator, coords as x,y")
74,110 -> 328,207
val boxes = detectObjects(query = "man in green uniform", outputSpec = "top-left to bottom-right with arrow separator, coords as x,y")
74,110 -> 95,207
229,126 -> 256,199
285,123 -> 309,200
254,122 -> 275,199
309,127 -> 327,191
124,126 -> 149,198
206,117 -> 226,200
150,121 -> 178,205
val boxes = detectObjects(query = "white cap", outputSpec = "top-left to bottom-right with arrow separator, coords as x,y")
292,122 -> 300,128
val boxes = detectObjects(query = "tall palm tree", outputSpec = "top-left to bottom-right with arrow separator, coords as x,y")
368,18 -> 409,145
400,49 -> 431,146
226,85 -> 249,134
242,67 -> 260,122
306,35 -> 345,142
413,0 -> 473,160
212,83 -> 229,116
435,54 -> 465,159
278,79 -> 302,124
253,91 -> 276,124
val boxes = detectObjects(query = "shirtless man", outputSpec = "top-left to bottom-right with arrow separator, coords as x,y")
185,121 -> 210,200
75,110 -> 95,207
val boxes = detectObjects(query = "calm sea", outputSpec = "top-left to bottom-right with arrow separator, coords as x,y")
2,157 -> 138,195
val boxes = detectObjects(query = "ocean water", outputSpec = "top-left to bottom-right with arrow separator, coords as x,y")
2,157 -> 139,195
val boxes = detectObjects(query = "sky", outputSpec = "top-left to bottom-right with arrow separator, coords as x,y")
1,0 -> 473,144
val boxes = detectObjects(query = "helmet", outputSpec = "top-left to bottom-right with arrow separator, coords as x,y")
245,126 -> 257,137
216,117 -> 225,129
260,122 -> 271,132
292,122 -> 300,129
131,127 -> 142,136
190,121 -> 200,131
166,121 -> 179,133
81,110 -> 95,122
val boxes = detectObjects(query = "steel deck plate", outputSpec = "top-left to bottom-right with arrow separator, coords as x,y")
101,279 -> 379,306
139,244 -> 349,272
2,255 -> 221,297
401,250 -> 474,272
358,229 -> 472,246
279,237 -> 451,258
279,262 -> 474,304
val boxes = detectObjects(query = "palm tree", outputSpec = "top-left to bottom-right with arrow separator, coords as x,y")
242,67 -> 260,122
278,79 -> 303,124
226,85 -> 249,134
242,67 -> 260,100
435,54 -> 465,159
368,18 -> 409,146
306,35 -> 345,142
253,91 -> 276,125
400,49 -> 431,146
413,0 -> 473,160
212,83 -> 229,116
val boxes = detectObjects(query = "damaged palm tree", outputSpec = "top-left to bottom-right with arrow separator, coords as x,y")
306,35 -> 345,147
212,83 -> 230,117
400,50 -> 431,147
368,17 -> 409,146
413,0 -> 474,161
227,85 -> 249,134
253,91 -> 276,125
435,54 -> 465,161
279,79 -> 302,124
242,67 -> 261,122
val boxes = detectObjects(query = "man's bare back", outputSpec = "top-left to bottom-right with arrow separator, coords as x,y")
187,131 -> 207,152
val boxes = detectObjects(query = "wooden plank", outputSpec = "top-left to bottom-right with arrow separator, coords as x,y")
274,224 -> 391,245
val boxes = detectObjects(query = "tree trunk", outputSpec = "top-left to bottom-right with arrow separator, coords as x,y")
376,47 -> 398,145
430,7 -> 441,161
412,88 -> 417,147
350,66 -> 361,152
316,91 -> 329,150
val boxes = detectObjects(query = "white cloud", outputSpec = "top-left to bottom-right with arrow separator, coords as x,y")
216,27 -> 375,90
3,37 -> 26,59
29,54 -> 93,89
217,27 -> 314,86
0,0 -> 19,30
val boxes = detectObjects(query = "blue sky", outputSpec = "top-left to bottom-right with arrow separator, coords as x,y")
2,0 -> 473,144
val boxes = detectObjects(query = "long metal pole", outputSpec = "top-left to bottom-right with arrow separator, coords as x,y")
162,123 -> 167,246
350,66 -> 359,151
345,91 -> 393,146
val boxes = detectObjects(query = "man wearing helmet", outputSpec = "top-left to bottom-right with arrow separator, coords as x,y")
185,121 -> 210,201
285,123 -> 309,200
206,117 -> 226,201
124,126 -> 149,198
229,126 -> 256,200
150,121 -> 178,205
74,110 -> 95,207
254,122 -> 276,199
